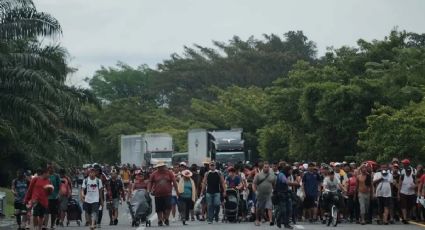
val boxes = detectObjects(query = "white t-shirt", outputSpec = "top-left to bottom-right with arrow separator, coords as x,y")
323,176 -> 340,192
373,172 -> 393,198
82,177 -> 103,204
400,174 -> 416,195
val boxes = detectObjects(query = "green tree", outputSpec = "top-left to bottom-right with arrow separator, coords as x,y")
0,0 -> 98,184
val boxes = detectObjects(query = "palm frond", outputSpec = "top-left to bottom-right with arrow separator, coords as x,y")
0,7 -> 61,40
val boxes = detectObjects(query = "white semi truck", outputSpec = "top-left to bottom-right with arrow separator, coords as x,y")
210,129 -> 245,164
120,135 -> 143,166
187,128 -> 245,165
120,133 -> 173,167
143,133 -> 173,167
187,129 -> 211,166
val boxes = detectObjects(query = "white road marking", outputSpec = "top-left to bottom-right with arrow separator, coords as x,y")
149,213 -> 158,221
294,225 -> 305,229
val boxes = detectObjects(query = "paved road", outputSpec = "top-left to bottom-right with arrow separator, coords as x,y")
64,188 -> 425,230
64,202 -> 425,230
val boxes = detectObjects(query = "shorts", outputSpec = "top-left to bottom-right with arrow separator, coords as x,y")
14,201 -> 27,214
171,196 -> 178,205
107,198 -> 119,210
33,203 -> 48,217
155,196 -> 172,213
304,195 -> 317,209
123,182 -> 130,189
83,202 -> 99,220
378,197 -> 391,213
59,196 -> 69,211
256,197 -> 272,210
400,194 -> 416,209
48,199 -> 59,214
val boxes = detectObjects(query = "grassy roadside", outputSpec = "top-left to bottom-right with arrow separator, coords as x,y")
0,187 -> 14,217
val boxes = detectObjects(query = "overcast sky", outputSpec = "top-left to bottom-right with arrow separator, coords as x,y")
34,0 -> 425,86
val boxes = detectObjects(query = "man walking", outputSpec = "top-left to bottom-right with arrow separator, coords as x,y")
106,170 -> 125,225
12,170 -> 30,230
275,165 -> 298,229
148,161 -> 179,226
200,161 -> 226,224
373,164 -> 393,225
58,169 -> 72,227
25,168 -> 52,230
81,168 -> 104,230
253,161 -> 276,226
46,163 -> 61,230
302,163 -> 321,222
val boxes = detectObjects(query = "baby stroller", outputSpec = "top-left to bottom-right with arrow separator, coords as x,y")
223,189 -> 240,223
128,189 -> 152,227
66,198 -> 82,226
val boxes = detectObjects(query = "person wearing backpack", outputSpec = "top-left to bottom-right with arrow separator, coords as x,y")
58,169 -> 72,227
81,168 -> 103,230
200,161 -> 226,224
12,169 -> 30,230
399,167 -> 417,224
106,170 -> 125,226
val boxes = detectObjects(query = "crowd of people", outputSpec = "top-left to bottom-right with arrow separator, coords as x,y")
8,157 -> 425,229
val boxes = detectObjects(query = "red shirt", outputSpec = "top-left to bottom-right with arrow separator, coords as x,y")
149,170 -> 175,197
24,176 -> 51,208
420,174 -> 425,184
133,176 -> 148,190
347,176 -> 357,195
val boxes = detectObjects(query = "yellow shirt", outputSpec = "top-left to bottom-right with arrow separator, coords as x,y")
121,170 -> 130,183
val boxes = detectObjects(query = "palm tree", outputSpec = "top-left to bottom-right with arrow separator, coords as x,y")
0,0 -> 98,167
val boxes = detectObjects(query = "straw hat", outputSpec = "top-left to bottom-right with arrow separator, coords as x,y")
202,158 -> 211,164
181,169 -> 193,178
154,161 -> 167,168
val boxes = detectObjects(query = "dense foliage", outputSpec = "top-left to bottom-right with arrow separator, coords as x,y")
88,30 -> 425,164
0,0 -> 98,185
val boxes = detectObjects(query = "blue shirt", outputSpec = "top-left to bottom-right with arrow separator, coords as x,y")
276,172 -> 289,193
302,171 -> 320,197
181,180 -> 192,198
226,176 -> 241,189
14,179 -> 28,203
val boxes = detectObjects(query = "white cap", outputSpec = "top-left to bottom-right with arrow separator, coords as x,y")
179,162 -> 187,167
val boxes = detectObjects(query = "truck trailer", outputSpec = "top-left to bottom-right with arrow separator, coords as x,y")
120,133 -> 173,167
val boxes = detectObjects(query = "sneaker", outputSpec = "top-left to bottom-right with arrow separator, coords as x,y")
158,221 -> 163,226
164,219 -> 170,226
114,219 -> 118,225
270,222 -> 274,226
109,221 -> 113,226
277,221 -> 282,228
284,224 -> 293,229
183,220 -> 188,225
208,221 -> 212,224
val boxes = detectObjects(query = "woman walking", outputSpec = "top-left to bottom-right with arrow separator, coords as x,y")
178,170 -> 197,225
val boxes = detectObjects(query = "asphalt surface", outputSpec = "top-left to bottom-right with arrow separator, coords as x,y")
61,188 -> 425,230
